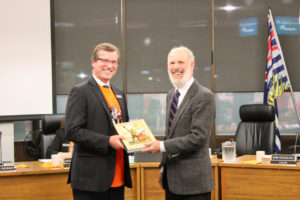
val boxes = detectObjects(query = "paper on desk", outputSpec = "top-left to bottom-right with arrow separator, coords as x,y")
240,160 -> 261,164
16,164 -> 29,168
41,162 -> 62,168
38,159 -> 52,163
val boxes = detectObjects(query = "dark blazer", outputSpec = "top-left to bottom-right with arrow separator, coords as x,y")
160,80 -> 215,195
45,128 -> 70,158
65,76 -> 132,192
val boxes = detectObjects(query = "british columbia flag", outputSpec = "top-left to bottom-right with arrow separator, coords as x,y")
264,9 -> 290,153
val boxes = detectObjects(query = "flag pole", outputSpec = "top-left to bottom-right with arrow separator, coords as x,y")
269,8 -> 300,154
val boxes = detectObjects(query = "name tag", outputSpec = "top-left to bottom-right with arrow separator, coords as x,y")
62,143 -> 70,147
116,95 -> 122,99
167,153 -> 180,159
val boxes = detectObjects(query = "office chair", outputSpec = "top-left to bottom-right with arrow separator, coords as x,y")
41,114 -> 65,158
234,104 -> 275,156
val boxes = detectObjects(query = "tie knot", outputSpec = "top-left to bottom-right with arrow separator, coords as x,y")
103,84 -> 109,88
175,90 -> 180,97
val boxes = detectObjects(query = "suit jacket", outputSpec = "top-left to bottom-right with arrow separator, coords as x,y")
160,80 -> 215,195
65,76 -> 132,192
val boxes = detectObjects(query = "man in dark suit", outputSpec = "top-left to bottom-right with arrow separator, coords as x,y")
65,43 -> 132,200
142,46 -> 215,200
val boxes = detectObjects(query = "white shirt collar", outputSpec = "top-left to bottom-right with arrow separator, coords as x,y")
92,74 -> 110,87
176,77 -> 194,98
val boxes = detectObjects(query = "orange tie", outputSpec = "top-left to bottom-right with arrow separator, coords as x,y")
68,141 -> 74,153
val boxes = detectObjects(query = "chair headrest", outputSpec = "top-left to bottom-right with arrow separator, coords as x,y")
240,104 -> 275,122
42,114 -> 65,135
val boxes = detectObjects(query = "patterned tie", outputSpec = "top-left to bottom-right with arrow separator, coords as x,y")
169,90 -> 180,130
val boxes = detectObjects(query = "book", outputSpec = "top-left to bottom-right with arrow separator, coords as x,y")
114,119 -> 156,153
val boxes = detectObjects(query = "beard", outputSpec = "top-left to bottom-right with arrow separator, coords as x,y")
168,69 -> 190,89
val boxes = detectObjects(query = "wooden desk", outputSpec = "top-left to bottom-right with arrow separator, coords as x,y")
211,157 -> 220,200
125,163 -> 141,200
219,155 -> 300,200
0,161 -> 72,200
139,160 -> 219,200
0,161 -> 140,200
0,160 -> 219,200
139,162 -> 164,200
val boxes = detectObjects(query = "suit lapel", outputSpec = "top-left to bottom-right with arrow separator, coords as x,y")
167,81 -> 197,138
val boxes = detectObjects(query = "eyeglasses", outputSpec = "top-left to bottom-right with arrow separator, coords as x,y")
97,58 -> 119,65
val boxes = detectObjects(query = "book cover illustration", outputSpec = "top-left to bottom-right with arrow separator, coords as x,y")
114,119 -> 156,153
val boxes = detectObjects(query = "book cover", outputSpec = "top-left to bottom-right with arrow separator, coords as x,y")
114,119 -> 156,153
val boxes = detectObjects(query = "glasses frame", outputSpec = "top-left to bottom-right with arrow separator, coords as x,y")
96,58 -> 119,65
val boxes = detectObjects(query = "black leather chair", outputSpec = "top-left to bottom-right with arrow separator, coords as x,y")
234,104 -> 275,156
41,114 -> 65,158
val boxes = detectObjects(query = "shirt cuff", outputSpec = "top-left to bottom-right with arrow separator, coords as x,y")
160,166 -> 164,173
160,141 -> 165,152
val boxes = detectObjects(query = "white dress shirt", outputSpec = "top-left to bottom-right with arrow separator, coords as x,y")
92,74 -> 110,87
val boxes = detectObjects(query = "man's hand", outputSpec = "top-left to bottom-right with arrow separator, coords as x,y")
109,135 -> 125,150
141,140 -> 160,153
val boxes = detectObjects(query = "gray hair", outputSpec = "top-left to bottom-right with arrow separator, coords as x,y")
168,46 -> 195,62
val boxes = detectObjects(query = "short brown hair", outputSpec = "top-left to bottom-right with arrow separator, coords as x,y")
91,43 -> 120,62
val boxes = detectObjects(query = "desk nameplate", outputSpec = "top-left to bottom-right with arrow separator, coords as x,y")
0,165 -> 15,171
270,160 -> 297,165
271,154 -> 296,161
